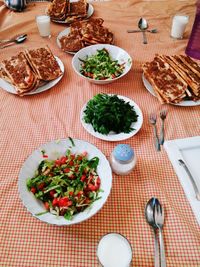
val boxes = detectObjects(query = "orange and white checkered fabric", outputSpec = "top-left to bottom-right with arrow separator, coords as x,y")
0,0 -> 199,266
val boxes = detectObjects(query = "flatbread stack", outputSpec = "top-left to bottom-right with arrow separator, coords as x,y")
59,18 -> 114,52
0,46 -> 63,96
142,55 -> 200,104
47,0 -> 88,23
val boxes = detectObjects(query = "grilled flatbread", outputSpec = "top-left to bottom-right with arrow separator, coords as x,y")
1,52 -> 39,95
143,56 -> 187,104
68,0 -> 87,16
47,0 -> 69,20
160,55 -> 200,97
25,46 -> 63,81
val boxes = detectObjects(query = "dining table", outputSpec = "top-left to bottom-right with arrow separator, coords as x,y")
0,0 -> 200,266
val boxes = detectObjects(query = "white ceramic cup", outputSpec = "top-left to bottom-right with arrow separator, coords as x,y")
36,15 -> 51,38
171,15 -> 189,39
97,233 -> 132,267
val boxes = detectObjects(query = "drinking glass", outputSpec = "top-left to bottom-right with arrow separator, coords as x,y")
97,233 -> 132,267
36,15 -> 51,38
171,15 -> 189,39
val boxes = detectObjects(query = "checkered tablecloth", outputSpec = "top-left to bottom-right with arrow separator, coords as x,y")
0,0 -> 200,266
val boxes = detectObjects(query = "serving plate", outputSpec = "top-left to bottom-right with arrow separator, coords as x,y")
142,74 -> 200,107
51,3 -> 94,24
57,27 -> 75,55
18,138 -> 112,225
80,95 -> 143,141
0,56 -> 64,96
164,136 -> 200,225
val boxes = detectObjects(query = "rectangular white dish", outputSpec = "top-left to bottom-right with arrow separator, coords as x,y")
164,136 -> 200,225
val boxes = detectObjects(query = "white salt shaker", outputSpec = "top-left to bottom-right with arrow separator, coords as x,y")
110,144 -> 136,175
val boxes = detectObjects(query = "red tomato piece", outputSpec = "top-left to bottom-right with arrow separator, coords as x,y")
59,197 -> 69,207
30,187 -> 36,194
38,182 -> 45,190
52,198 -> 59,206
64,168 -> 70,173
80,174 -> 86,182
60,156 -> 67,164
88,184 -> 96,191
44,202 -> 50,210
49,190 -> 56,197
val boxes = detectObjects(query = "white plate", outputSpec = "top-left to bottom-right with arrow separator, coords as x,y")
0,56 -> 64,96
57,27 -> 75,55
164,136 -> 200,225
51,3 -> 94,24
80,95 -> 143,141
142,74 -> 200,107
18,138 -> 112,226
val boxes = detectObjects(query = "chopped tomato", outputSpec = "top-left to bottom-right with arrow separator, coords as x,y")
49,190 -> 56,197
44,202 -> 50,210
88,184 -> 96,191
64,168 -> 70,173
60,156 -> 67,164
55,159 -> 61,166
42,154 -> 48,158
59,197 -> 72,207
52,198 -> 59,206
38,182 -> 45,190
69,160 -> 74,166
80,174 -> 86,182
30,187 -> 36,194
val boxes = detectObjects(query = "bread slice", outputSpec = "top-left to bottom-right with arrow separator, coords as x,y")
143,56 -> 187,104
47,0 -> 69,21
1,52 -> 38,94
25,46 -> 63,81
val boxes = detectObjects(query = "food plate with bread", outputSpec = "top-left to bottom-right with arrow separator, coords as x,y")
0,46 -> 64,96
142,54 -> 200,106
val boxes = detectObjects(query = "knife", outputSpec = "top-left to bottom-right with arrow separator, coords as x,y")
178,159 -> 200,201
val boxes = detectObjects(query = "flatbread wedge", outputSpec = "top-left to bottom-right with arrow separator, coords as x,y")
25,46 -> 63,81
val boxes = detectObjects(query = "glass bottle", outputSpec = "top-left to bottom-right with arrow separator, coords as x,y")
185,0 -> 200,59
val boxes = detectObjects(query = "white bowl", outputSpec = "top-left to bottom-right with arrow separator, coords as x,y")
18,138 -> 112,226
72,44 -> 132,84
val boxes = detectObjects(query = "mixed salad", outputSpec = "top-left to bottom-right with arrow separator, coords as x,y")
79,48 -> 125,80
27,149 -> 101,220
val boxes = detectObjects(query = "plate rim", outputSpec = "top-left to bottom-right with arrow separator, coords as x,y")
80,94 -> 143,141
142,73 -> 200,107
0,56 -> 64,96
18,138 -> 112,225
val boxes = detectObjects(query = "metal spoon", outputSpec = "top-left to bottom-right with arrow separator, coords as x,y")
0,34 -> 27,44
138,18 -> 148,44
154,199 -> 166,267
127,28 -> 157,33
0,34 -> 27,49
145,198 -> 160,267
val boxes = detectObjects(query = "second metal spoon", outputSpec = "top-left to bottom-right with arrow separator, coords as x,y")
138,18 -> 148,44
145,198 -> 159,267
0,34 -> 27,44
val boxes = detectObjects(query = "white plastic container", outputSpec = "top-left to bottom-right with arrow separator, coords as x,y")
171,15 -> 189,39
110,144 -> 136,175
97,233 -> 132,267
36,15 -> 51,38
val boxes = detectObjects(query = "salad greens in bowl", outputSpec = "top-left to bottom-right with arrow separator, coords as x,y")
72,44 -> 132,84
18,138 -> 112,225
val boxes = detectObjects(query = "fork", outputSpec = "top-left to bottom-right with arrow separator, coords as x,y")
160,110 -> 167,145
149,113 -> 161,151
154,202 -> 166,267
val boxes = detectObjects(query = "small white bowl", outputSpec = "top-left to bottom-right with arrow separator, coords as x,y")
72,44 -> 132,84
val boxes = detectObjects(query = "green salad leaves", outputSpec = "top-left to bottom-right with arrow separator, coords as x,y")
83,94 -> 138,135
79,48 -> 125,80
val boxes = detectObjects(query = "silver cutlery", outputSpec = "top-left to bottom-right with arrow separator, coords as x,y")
145,198 -> 160,267
154,199 -> 166,267
149,113 -> 161,151
127,28 -> 158,33
178,159 -> 200,201
0,34 -> 27,49
138,18 -> 148,44
159,110 -> 167,145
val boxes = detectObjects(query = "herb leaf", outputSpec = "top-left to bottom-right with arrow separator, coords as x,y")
83,94 -> 138,135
